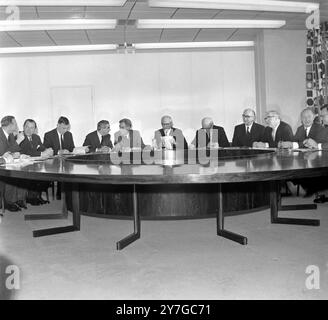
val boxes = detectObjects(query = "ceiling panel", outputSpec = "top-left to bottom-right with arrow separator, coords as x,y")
172,8 -> 220,19
160,29 -> 200,42
7,30 -> 53,46
47,30 -> 89,45
36,6 -> 85,19
195,29 -> 236,41
0,32 -> 20,47
125,29 -> 162,43
87,29 -> 124,44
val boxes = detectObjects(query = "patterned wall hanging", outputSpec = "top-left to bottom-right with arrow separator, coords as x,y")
306,21 -> 328,114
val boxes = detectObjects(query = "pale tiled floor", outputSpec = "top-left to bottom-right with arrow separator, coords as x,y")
0,196 -> 328,300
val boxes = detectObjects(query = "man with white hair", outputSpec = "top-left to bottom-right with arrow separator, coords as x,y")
232,108 -> 265,147
253,110 -> 293,148
190,117 -> 230,149
279,107 -> 325,149
153,115 -> 188,150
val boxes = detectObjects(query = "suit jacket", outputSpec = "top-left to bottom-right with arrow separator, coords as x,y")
43,128 -> 75,155
154,127 -> 188,150
19,134 -> 46,157
83,130 -> 113,153
262,121 -> 294,148
193,125 -> 230,148
0,127 -> 20,156
293,123 -> 326,147
319,126 -> 328,149
114,129 -> 145,149
232,122 -> 265,147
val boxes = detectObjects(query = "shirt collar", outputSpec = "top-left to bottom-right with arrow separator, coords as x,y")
97,131 -> 102,141
245,122 -> 253,131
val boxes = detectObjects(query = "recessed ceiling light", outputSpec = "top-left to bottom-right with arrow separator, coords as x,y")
148,0 -> 319,14
0,19 -> 117,32
137,19 -> 286,29
0,0 -> 127,6
134,41 -> 254,49
0,44 -> 118,54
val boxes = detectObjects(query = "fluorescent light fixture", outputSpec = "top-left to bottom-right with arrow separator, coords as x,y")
0,19 -> 117,32
0,0 -> 127,5
0,44 -> 118,54
148,0 -> 319,14
137,19 -> 286,29
134,41 -> 254,49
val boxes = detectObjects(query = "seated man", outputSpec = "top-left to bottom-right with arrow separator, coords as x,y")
0,116 -> 28,211
43,116 -> 75,156
113,118 -> 145,151
19,119 -> 53,205
83,120 -> 113,153
279,107 -> 325,149
154,115 -> 188,150
296,105 -> 328,202
43,116 -> 75,200
253,110 -> 293,148
190,117 -> 230,149
232,108 -> 265,147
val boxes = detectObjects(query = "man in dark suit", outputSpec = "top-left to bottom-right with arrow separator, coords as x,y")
83,120 -> 113,153
153,115 -> 188,150
253,110 -> 293,148
43,116 -> 75,199
113,118 -> 146,151
278,107 -> 326,149
232,108 -> 265,147
0,116 -> 27,211
190,117 -> 230,149
43,116 -> 75,156
19,119 -> 53,205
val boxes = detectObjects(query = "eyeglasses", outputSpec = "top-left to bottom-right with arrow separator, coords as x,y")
242,114 -> 253,118
162,123 -> 171,125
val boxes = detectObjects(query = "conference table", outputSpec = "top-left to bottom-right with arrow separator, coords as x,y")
0,147 -> 327,250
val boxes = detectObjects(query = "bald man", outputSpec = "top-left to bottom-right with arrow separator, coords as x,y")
232,108 -> 265,147
191,117 -> 230,148
153,116 -> 188,150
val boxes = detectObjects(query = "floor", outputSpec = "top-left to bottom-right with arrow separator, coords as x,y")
0,195 -> 327,300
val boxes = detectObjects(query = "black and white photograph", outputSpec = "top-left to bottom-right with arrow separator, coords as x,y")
0,0 -> 328,304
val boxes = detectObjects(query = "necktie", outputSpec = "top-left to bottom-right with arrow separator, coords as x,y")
100,135 -> 104,146
305,127 -> 309,138
60,134 -> 64,149
272,128 -> 276,141
246,126 -> 250,135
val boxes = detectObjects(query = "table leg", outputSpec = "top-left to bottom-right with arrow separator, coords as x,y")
217,184 -> 248,245
32,183 -> 80,237
270,181 -> 320,226
24,182 -> 69,220
116,184 -> 141,250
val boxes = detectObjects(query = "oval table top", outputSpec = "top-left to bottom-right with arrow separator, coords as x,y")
0,148 -> 328,185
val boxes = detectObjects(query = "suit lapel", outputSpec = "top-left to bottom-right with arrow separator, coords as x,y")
0,128 -> 9,148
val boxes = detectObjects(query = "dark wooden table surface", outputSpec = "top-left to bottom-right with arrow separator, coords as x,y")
1,148 -> 327,249
1,148 -> 328,184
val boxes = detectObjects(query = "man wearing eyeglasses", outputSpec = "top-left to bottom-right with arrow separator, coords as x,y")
153,115 -> 188,150
253,110 -> 293,148
232,108 -> 265,147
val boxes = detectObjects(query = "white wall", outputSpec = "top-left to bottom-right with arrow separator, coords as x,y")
258,30 -> 307,131
0,50 -> 256,146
